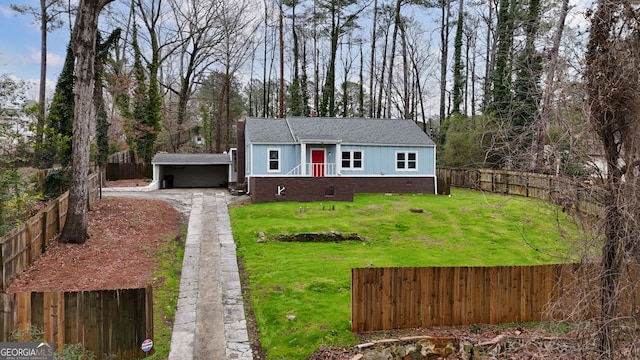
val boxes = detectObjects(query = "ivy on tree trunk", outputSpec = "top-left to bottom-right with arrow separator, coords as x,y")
59,0 -> 114,245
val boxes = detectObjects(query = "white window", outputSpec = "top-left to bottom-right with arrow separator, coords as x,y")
268,148 -> 280,172
341,150 -> 363,169
396,151 -> 417,171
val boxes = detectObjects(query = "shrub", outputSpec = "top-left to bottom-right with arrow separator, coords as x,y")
10,326 -> 45,342
42,168 -> 70,200
55,344 -> 96,360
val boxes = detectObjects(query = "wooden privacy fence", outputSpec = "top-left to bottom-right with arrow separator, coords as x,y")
0,286 -> 153,359
437,168 -> 603,216
351,265 -> 640,332
107,150 -> 137,164
0,172 -> 100,291
106,150 -> 152,181
105,163 -> 153,181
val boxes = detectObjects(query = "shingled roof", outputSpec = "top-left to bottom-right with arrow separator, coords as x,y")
245,117 -> 435,146
152,153 -> 231,165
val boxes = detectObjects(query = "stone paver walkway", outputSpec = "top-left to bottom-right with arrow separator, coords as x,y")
103,188 -> 252,359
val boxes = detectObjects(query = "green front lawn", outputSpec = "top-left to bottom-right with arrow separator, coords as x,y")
229,188 -> 582,359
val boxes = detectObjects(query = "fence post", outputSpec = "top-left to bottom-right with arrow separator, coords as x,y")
146,284 -> 154,339
491,171 -> 495,193
1,244 -> 5,291
55,199 -> 62,235
26,220 -> 32,265
505,171 -> 509,194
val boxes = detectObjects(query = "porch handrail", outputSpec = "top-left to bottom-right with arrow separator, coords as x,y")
287,163 -> 304,175
286,163 -> 337,176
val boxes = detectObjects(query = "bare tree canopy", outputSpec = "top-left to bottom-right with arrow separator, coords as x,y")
585,0 -> 640,356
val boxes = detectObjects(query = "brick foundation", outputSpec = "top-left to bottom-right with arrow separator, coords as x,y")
249,177 -> 354,203
249,176 -> 435,203
352,177 -> 435,194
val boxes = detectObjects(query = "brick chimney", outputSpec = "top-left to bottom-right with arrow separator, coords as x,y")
237,118 -> 246,184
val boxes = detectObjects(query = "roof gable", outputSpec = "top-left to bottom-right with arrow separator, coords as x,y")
245,118 -> 295,143
245,117 -> 435,146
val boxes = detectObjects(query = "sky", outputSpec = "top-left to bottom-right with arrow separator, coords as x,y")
0,0 -> 70,98
0,0 -> 593,104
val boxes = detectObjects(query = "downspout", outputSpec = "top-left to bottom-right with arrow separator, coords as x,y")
301,143 -> 307,176
249,143 -> 254,193
335,143 -> 342,176
433,145 -> 438,194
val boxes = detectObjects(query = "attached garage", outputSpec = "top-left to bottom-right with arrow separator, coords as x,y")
151,153 -> 232,189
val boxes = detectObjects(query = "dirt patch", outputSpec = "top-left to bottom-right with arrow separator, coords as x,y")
7,196 -> 185,293
269,232 -> 365,242
237,258 -> 266,360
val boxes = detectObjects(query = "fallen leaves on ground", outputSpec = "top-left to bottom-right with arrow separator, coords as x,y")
7,196 -> 185,293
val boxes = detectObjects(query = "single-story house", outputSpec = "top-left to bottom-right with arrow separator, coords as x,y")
150,152 -> 234,189
237,117 -> 437,203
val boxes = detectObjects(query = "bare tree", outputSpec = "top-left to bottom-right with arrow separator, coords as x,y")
214,0 -> 259,150
384,0 -> 403,117
375,5 -> 393,118
368,0 -> 379,117
585,0 -> 640,357
59,0 -> 115,244
463,16 -> 478,116
165,0 -> 226,149
439,0 -> 452,122
317,0 -> 368,117
405,19 -> 434,130
533,0 -> 569,172
11,0 -> 65,168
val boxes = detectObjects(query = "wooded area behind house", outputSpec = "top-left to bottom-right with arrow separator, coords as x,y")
3,0 -> 587,173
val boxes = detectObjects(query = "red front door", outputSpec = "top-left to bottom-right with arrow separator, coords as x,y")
311,149 -> 325,177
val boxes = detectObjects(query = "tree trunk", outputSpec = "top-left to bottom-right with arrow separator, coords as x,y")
263,0 -> 269,117
533,0 -> 569,172
585,0 -> 640,355
320,7 -> 339,117
224,70 -> 232,151
301,39 -> 310,116
279,2 -> 285,118
439,0 -> 450,122
385,0 -> 402,117
34,0 -> 47,168
451,0 -> 464,115
59,0 -> 114,244
376,28 -> 389,118
400,22 -> 410,119
369,0 -> 378,118
482,0 -> 495,111
359,44 -> 364,117
410,48 -> 427,132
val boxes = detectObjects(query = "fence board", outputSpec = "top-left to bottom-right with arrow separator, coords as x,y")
107,150 -> 137,164
43,201 -> 59,244
351,265 -> 640,332
1,288 -> 152,359
437,168 -> 604,217
0,172 -> 100,292
106,163 -> 153,181
27,213 -> 45,263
